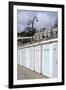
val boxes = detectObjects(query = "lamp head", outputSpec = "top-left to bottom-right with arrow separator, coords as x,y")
27,23 -> 30,25
36,19 -> 38,22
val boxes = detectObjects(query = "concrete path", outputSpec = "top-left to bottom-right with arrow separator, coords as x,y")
17,65 -> 48,80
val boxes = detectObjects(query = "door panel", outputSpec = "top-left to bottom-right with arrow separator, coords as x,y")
44,44 -> 50,77
25,47 -> 30,68
17,49 -> 20,65
49,43 -> 53,77
35,45 -> 41,73
29,47 -> 35,71
52,42 -> 58,78
42,44 -> 50,77
42,43 -> 53,77
22,49 -> 25,67
20,49 -> 23,66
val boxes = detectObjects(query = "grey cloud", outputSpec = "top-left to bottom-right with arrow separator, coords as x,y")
17,10 -> 58,32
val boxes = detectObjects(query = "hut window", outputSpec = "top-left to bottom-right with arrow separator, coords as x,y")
47,49 -> 49,51
46,35 -> 48,37
42,35 -> 45,38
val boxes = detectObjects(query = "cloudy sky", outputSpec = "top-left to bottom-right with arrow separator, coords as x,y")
17,10 -> 58,33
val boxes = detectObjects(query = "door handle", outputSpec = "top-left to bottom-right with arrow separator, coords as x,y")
56,61 -> 57,64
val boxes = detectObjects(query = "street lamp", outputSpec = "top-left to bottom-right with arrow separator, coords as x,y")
27,16 -> 38,41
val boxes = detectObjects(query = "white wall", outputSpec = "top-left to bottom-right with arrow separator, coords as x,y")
0,0 -> 66,90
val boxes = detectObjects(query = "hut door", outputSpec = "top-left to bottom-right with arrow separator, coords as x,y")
42,44 -> 52,77
22,49 -> 25,67
17,49 -> 20,65
29,47 -> 35,71
25,48 -> 30,68
52,42 -> 58,78
42,44 -> 49,77
19,49 -> 23,66
35,45 -> 41,73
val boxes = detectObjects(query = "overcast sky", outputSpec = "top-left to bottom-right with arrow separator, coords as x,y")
17,10 -> 58,33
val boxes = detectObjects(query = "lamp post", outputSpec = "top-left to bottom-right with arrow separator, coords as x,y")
27,16 -> 38,41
